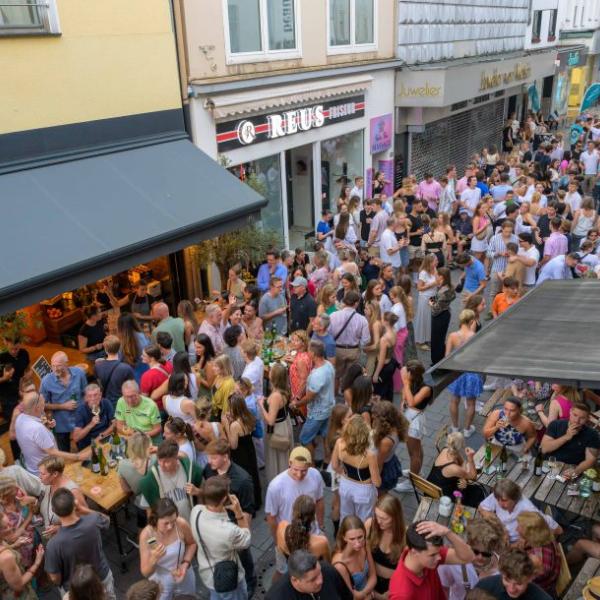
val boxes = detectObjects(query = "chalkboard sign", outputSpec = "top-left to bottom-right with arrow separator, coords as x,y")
32,355 -> 51,381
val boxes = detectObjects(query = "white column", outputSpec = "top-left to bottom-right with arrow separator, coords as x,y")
312,141 -> 322,233
280,151 -> 290,250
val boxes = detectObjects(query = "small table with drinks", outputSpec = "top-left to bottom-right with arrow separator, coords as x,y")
413,497 -> 477,535
64,433 -> 132,570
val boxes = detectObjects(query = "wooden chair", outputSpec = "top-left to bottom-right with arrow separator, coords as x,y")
556,542 -> 572,597
408,471 -> 442,503
435,424 -> 448,453
480,388 -> 511,417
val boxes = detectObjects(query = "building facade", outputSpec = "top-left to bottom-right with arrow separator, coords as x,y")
394,0 -> 558,179
178,0 -> 399,248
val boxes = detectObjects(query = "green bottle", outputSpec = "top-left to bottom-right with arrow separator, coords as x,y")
98,447 -> 109,476
91,441 -> 100,474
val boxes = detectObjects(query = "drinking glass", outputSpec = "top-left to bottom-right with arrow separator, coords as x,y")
547,456 -> 559,480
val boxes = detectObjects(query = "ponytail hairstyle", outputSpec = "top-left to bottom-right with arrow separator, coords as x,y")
389,285 -> 413,321
165,416 -> 194,445
284,495 -> 316,554
147,497 -> 178,528
227,392 -> 256,433
446,431 -> 466,464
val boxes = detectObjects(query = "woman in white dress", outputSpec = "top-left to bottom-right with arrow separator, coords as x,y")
414,254 -> 438,349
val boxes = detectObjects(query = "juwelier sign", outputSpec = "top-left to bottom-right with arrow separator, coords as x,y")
216,95 -> 365,151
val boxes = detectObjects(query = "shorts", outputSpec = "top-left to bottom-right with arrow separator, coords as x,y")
408,246 -> 423,261
300,417 -> 329,445
368,245 -> 380,258
275,546 -> 288,574
404,407 -> 427,440
399,246 -> 409,268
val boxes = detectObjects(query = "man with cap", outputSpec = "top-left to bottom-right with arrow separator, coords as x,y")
265,446 -> 325,581
289,276 -> 317,333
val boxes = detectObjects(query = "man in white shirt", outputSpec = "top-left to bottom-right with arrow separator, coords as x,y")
379,217 -> 402,277
240,340 -> 264,396
479,479 -> 561,543
459,176 -> 481,217
350,175 -> 364,208
514,232 -> 540,289
580,141 -> 600,195
537,253 -> 580,285
565,181 -> 583,213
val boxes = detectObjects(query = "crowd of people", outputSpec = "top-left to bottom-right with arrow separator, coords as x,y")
1,110 -> 600,600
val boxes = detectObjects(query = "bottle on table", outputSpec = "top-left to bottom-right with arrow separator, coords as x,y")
98,446 -> 109,476
111,431 -> 121,458
534,448 -> 544,476
500,445 -> 508,472
91,441 -> 100,474
484,441 -> 493,473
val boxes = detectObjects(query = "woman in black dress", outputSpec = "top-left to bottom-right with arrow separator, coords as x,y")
429,267 -> 456,365
221,393 -> 261,510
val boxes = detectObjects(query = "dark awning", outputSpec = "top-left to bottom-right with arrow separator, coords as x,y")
428,280 -> 600,392
0,139 -> 266,314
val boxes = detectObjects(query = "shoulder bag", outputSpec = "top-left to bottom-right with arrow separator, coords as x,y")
195,510 -> 239,593
333,311 -> 357,341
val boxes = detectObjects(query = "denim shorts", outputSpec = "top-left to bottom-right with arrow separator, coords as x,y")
299,417 -> 329,445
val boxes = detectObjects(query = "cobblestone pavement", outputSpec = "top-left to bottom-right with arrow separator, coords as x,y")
97,273 -> 496,598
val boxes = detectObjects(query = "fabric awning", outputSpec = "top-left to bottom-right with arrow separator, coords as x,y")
0,138 -> 266,314
207,74 -> 373,119
427,280 -> 600,393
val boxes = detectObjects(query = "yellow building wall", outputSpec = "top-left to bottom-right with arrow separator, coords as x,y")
0,0 -> 182,135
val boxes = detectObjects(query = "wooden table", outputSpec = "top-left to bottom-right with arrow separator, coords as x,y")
564,557 -> 600,600
64,445 -> 132,570
412,497 -> 477,527
534,463 -> 600,522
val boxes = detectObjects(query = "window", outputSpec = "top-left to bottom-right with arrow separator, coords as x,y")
573,6 -> 578,27
225,0 -> 299,62
0,0 -> 60,35
548,9 -> 557,40
531,10 -> 542,43
328,0 -> 375,53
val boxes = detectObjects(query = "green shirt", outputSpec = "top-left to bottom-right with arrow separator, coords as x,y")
115,394 -> 161,443
152,316 -> 186,353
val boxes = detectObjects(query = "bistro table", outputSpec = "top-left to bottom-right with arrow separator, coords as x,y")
64,443 -> 132,571
563,557 -> 600,600
413,497 -> 478,527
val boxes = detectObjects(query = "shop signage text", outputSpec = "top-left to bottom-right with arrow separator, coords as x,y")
479,63 -> 531,91
398,82 -> 442,98
217,95 -> 365,151
558,48 -> 587,69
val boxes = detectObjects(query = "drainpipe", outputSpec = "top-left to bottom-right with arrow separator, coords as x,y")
169,0 -> 193,137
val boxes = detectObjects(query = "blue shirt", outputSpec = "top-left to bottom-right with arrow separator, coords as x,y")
256,262 -> 288,293
491,184 -> 512,202
73,398 -> 115,449
317,220 -> 331,236
306,361 -> 335,421
311,332 -> 336,359
464,258 -> 486,293
243,394 -> 264,438
476,182 -> 489,197
40,367 -> 87,433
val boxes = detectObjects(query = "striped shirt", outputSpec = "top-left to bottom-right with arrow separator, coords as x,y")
543,232 -> 568,258
487,233 -> 519,274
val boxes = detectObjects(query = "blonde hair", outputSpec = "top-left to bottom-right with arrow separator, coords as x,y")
365,300 -> 382,328
195,397 -> 213,420
389,285 -> 413,321
421,254 -> 437,274
318,283 -> 337,309
214,354 -> 233,378
459,309 -> 476,326
39,455 -> 65,475
290,330 -> 309,351
342,415 -> 371,456
516,511 -> 554,547
446,431 -> 465,458
127,432 -> 151,463
0,448 -> 5,468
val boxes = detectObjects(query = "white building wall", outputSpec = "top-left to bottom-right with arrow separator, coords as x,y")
524,0 -> 560,50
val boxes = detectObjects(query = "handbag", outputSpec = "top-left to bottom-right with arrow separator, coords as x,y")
195,511 -> 239,593
268,416 -> 291,451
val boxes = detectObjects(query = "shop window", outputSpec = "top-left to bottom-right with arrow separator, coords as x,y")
321,130 -> 364,211
0,0 -> 60,35
225,0 -> 299,63
548,9 -> 557,41
531,10 -> 542,43
328,0 -> 375,54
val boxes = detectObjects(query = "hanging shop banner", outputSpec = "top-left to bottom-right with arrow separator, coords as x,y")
528,83 -> 541,113
553,70 -> 570,117
216,95 -> 365,151
370,114 -> 393,154
581,83 -> 600,112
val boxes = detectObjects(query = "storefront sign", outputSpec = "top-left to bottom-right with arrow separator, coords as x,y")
378,159 -> 394,197
479,63 -> 531,91
558,48 -> 587,69
370,114 -> 393,154
216,95 -> 365,151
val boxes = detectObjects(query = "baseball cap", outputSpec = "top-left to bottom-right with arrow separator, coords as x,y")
291,276 -> 308,288
289,446 -> 312,464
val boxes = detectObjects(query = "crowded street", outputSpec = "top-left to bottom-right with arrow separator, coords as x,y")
2,1 -> 600,600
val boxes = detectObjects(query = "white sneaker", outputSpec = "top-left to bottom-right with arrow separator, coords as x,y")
449,426 -> 459,433
463,426 -> 476,439
476,400 -> 485,413
402,469 -> 410,477
394,479 -> 414,493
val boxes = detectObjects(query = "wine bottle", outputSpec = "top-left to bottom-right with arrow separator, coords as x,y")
98,447 -> 108,476
484,441 -> 492,467
534,448 -> 543,476
111,431 -> 121,457
91,441 -> 100,474
500,445 -> 508,472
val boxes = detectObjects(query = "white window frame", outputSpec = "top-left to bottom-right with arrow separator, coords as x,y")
222,0 -> 301,65
0,0 -> 60,35
327,0 -> 377,55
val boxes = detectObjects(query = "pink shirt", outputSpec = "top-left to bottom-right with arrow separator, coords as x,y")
456,176 -> 469,195
417,180 -> 442,210
543,232 -> 568,258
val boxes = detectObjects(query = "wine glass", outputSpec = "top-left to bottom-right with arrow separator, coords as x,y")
547,456 -> 559,480
91,406 -> 100,417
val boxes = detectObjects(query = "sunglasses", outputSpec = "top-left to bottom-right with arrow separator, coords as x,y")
473,549 -> 493,559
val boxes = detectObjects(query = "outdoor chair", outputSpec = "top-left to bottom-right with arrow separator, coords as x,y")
409,471 -> 442,503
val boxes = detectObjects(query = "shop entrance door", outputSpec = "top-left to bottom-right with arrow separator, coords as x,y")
285,144 -> 314,250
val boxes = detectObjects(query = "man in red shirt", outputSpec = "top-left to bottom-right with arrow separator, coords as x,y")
390,520 -> 475,600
